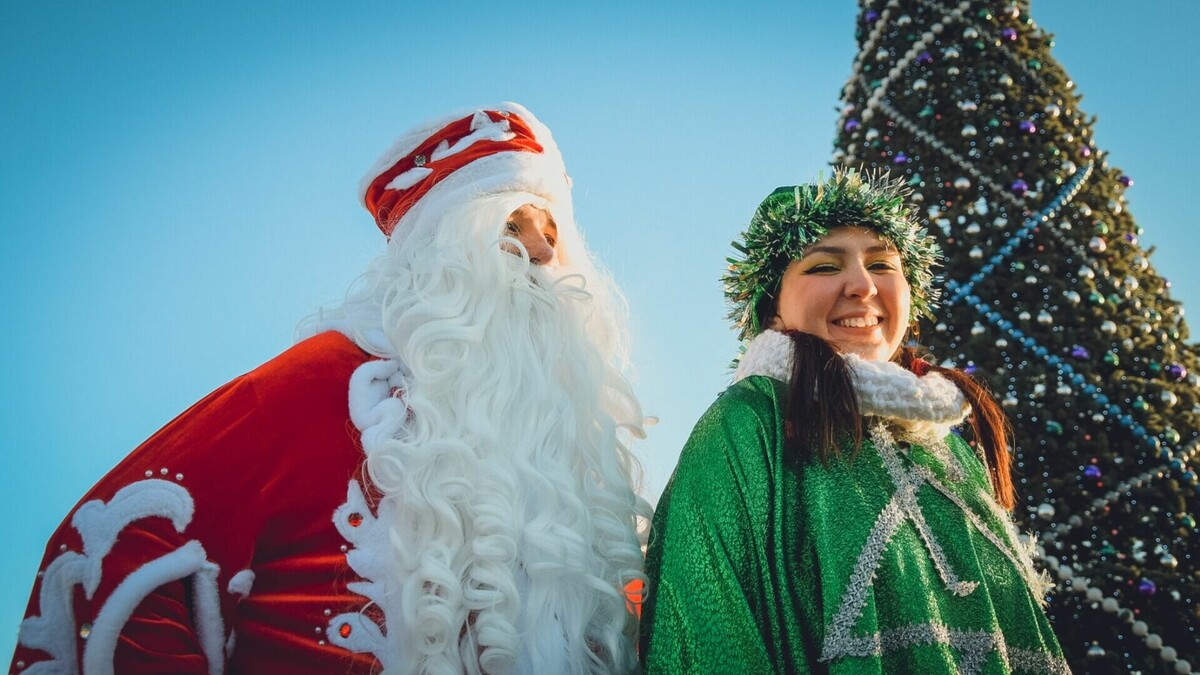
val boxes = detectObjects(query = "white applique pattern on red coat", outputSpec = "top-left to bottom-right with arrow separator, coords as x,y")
18,478 -> 227,675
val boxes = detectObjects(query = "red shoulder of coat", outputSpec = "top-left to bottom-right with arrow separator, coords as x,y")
241,331 -> 375,404
75,330 -> 376,509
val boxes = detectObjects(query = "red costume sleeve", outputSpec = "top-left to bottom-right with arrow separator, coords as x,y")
11,333 -> 376,674
11,371 -> 267,673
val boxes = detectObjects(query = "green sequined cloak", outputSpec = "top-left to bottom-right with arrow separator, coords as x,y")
640,376 -> 1068,674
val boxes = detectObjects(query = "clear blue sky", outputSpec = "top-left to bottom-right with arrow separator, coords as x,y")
2,1 -> 1195,656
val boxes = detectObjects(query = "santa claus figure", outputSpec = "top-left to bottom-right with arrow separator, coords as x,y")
11,103 -> 650,675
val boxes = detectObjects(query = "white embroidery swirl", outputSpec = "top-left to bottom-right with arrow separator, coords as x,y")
18,479 -> 227,675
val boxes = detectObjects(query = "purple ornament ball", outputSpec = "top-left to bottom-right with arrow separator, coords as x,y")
1002,28 -> 1018,41
1118,175 -> 1134,187
1011,178 -> 1029,196
917,51 -> 934,65
1071,345 -> 1090,359
865,10 -> 879,22
1138,578 -> 1157,596
893,152 -> 908,165
1019,120 -> 1036,134
1167,364 -> 1188,381
844,118 -> 860,132
1084,465 -> 1102,479
1079,146 -> 1092,158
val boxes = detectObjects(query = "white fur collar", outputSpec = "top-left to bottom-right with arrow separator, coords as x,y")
734,330 -> 970,437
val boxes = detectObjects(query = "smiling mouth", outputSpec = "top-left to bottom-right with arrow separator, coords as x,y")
834,316 -> 881,328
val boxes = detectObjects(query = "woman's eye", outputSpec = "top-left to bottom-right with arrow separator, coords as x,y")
805,264 -> 838,274
869,261 -> 899,271
504,222 -> 519,234
544,235 -> 557,247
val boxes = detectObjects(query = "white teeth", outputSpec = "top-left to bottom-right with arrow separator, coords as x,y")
835,316 -> 880,328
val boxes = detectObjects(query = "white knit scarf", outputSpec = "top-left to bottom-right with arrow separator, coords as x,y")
734,329 -> 971,441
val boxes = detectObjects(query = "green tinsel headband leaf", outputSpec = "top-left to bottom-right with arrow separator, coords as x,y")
723,167 -> 943,342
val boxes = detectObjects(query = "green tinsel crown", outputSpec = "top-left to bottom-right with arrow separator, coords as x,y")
723,167 -> 943,341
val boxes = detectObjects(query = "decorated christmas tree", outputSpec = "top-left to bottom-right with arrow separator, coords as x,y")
833,1 -> 1200,671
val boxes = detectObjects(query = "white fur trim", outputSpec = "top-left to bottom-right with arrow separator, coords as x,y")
347,358 -> 411,454
347,359 -> 407,431
390,153 -> 570,240
385,166 -> 432,191
327,612 -> 391,665
328,480 -> 402,668
81,540 -> 219,675
429,111 -> 515,161
332,480 -> 392,607
18,479 -> 231,674
191,560 -> 225,675
223,569 -> 255,660
72,479 -> 196,598
18,551 -> 86,674
327,359 -> 413,668
734,330 -> 969,434
18,479 -> 197,673
227,569 -> 255,598
347,359 -> 395,430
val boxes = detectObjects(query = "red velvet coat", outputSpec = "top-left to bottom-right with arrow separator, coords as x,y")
11,332 -> 386,674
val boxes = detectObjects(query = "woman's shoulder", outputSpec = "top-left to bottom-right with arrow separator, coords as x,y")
676,376 -> 786,471
709,374 -> 786,418
936,431 -> 995,491
661,377 -> 786,520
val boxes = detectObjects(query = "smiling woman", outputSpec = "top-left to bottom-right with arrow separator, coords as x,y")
768,227 -> 911,363
639,169 -> 1068,673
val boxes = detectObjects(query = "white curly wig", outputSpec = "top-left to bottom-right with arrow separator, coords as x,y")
300,185 -> 650,674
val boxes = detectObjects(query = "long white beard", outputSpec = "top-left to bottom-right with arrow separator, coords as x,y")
305,195 -> 648,675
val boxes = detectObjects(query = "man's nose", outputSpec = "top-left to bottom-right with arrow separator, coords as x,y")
523,234 -> 555,266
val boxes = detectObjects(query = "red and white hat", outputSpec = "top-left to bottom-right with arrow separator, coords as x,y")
360,102 -> 571,238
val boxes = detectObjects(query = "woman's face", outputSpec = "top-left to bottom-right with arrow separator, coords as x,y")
771,226 -> 912,362
501,204 -> 558,266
